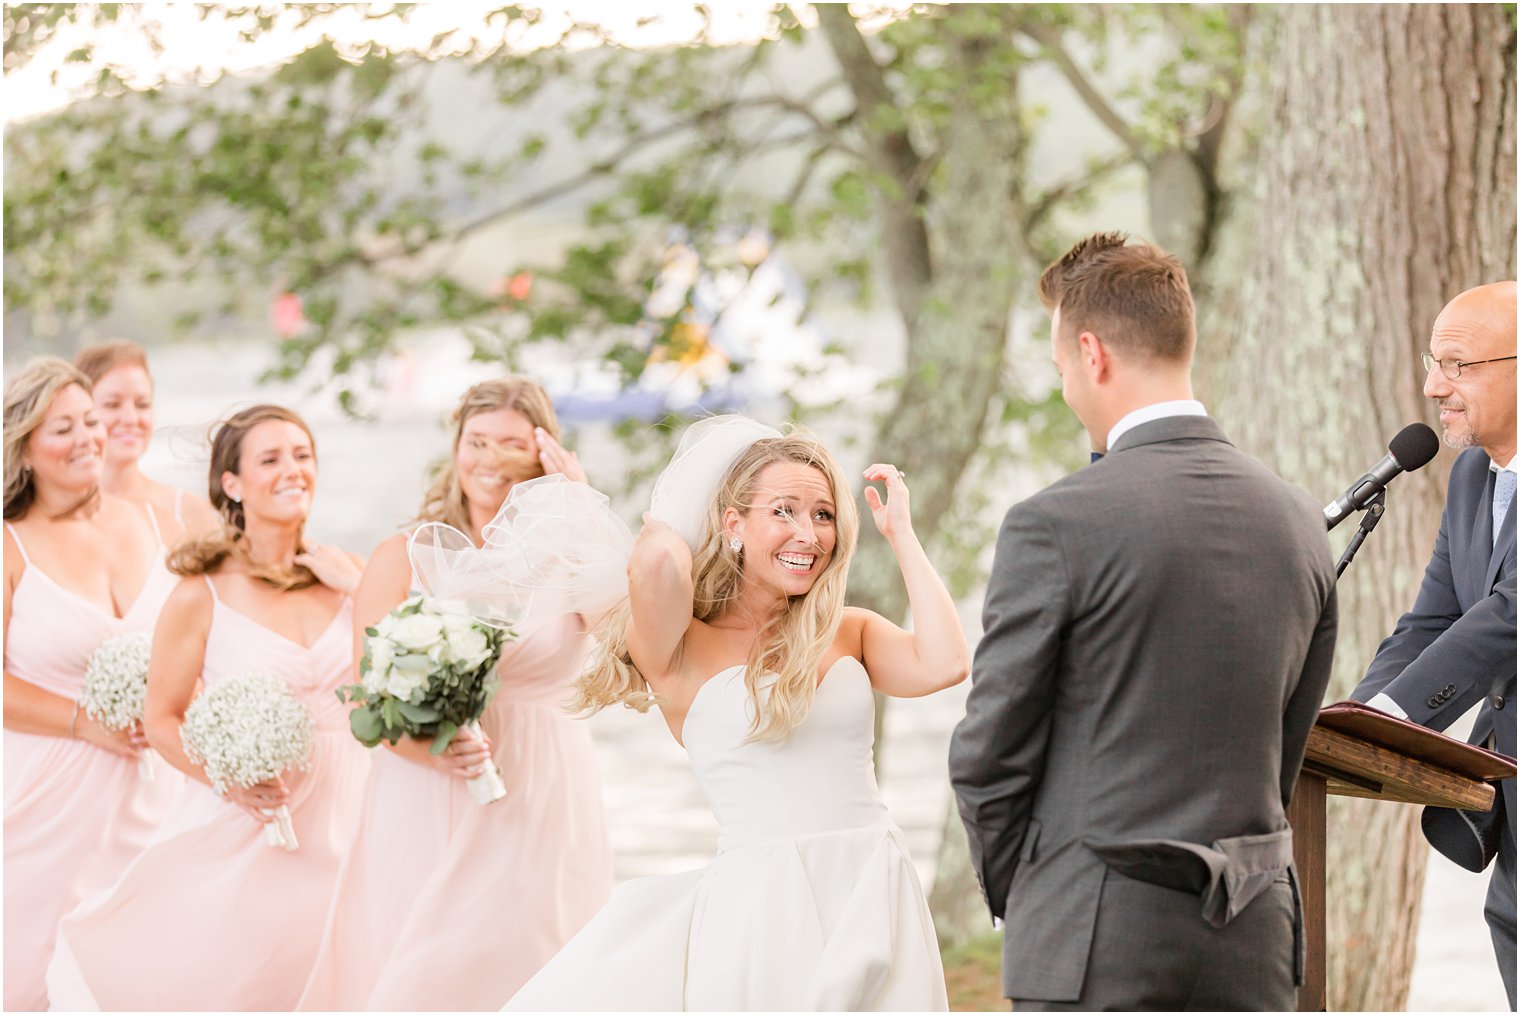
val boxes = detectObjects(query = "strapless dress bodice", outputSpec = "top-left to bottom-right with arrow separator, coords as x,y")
682,656 -> 890,853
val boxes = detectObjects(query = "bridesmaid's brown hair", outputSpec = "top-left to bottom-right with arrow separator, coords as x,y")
168,404 -> 319,590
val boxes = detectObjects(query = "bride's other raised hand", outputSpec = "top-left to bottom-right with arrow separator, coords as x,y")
851,463 -> 970,699
536,427 -> 587,484
862,464 -> 913,544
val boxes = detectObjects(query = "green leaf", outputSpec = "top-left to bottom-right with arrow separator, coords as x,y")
429,720 -> 459,755
396,700 -> 441,724
349,705 -> 384,746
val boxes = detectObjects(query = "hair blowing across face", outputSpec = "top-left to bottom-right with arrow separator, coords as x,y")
3,357 -> 98,521
167,404 -> 319,590
416,377 -> 560,535
1038,231 -> 1196,363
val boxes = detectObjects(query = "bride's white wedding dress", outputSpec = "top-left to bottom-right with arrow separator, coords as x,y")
505,655 -> 947,1011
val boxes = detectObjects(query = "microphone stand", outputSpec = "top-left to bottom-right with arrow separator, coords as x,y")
1335,489 -> 1386,580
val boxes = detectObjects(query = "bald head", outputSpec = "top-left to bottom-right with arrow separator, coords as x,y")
1425,280 -> 1518,465
1435,281 -> 1517,348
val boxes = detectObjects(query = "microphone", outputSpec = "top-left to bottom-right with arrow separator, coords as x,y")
1324,423 -> 1440,530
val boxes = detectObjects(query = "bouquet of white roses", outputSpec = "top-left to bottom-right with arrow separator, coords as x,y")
80,631 -> 157,781
181,671 -> 315,850
339,595 -> 512,805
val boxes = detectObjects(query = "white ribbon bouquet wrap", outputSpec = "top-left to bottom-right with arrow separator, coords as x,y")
408,414 -> 782,650
180,671 -> 315,851
80,631 -> 158,782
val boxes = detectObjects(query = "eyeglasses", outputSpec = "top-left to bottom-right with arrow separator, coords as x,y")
1421,353 -> 1518,379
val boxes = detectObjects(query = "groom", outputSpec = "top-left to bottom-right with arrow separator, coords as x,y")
950,233 -> 1339,1010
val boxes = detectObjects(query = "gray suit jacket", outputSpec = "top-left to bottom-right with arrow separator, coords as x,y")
949,415 -> 1338,1002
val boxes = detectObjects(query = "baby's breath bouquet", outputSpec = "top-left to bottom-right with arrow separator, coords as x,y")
80,631 -> 156,781
181,671 -> 315,851
338,595 -> 512,805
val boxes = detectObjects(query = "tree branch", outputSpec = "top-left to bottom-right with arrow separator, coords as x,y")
1022,23 -> 1146,162
783,143 -> 833,208
815,4 -> 933,323
1023,152 -> 1135,231
1192,5 -> 1252,182
445,95 -> 833,244
815,4 -> 925,193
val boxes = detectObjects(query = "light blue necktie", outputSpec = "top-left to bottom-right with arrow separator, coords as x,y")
1493,469 -> 1516,547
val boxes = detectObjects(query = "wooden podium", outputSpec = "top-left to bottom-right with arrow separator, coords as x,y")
1287,701 -> 1516,1011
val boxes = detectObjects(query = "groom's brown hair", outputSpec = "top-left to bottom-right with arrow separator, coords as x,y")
1038,232 -> 1195,363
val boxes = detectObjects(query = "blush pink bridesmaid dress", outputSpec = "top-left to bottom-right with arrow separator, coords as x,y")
46,575 -> 371,1011
2,512 -> 180,1012
296,612 -> 614,1011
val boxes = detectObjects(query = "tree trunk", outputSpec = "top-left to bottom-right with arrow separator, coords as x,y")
839,18 -> 1030,629
831,22 -> 1032,945
1206,6 -> 1515,1009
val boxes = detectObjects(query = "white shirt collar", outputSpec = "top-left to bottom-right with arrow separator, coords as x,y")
1489,455 -> 1517,474
1106,399 -> 1208,452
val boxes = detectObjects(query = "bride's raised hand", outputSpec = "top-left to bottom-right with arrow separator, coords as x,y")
863,464 -> 913,543
536,427 -> 587,484
634,512 -> 674,546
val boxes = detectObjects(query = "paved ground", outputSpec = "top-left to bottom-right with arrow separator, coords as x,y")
587,679 -> 1509,1012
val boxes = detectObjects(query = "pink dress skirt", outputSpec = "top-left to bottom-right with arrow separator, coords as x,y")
47,578 -> 370,1011
297,612 -> 613,1011
2,518 -> 180,1012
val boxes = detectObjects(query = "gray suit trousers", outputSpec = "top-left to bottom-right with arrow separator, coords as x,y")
1012,872 -> 1299,1012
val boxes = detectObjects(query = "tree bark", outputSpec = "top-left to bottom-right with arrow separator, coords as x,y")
819,18 -> 1033,943
1206,6 -> 1515,1010
847,25 -> 1028,626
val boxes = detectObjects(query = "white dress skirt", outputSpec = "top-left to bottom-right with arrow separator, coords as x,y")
503,656 -> 947,1012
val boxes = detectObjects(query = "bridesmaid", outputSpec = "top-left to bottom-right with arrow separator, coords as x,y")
74,339 -> 220,540
47,404 -> 371,1010
298,377 -> 614,1011
2,358 -> 179,1011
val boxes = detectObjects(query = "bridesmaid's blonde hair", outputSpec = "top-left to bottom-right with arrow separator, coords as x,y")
3,357 -> 98,521
168,404 -> 320,590
575,427 -> 859,742
417,377 -> 559,535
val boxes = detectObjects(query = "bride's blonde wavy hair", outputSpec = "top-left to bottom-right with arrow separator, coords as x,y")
574,427 -> 858,741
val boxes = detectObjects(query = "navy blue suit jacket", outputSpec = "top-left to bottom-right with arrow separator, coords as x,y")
1353,447 -> 1516,872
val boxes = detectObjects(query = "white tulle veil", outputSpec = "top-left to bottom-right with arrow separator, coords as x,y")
408,414 -> 783,627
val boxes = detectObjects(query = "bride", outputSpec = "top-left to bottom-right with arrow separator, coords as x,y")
414,415 -> 969,1011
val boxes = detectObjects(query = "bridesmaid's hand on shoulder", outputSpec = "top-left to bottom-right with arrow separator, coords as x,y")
295,543 -> 365,595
